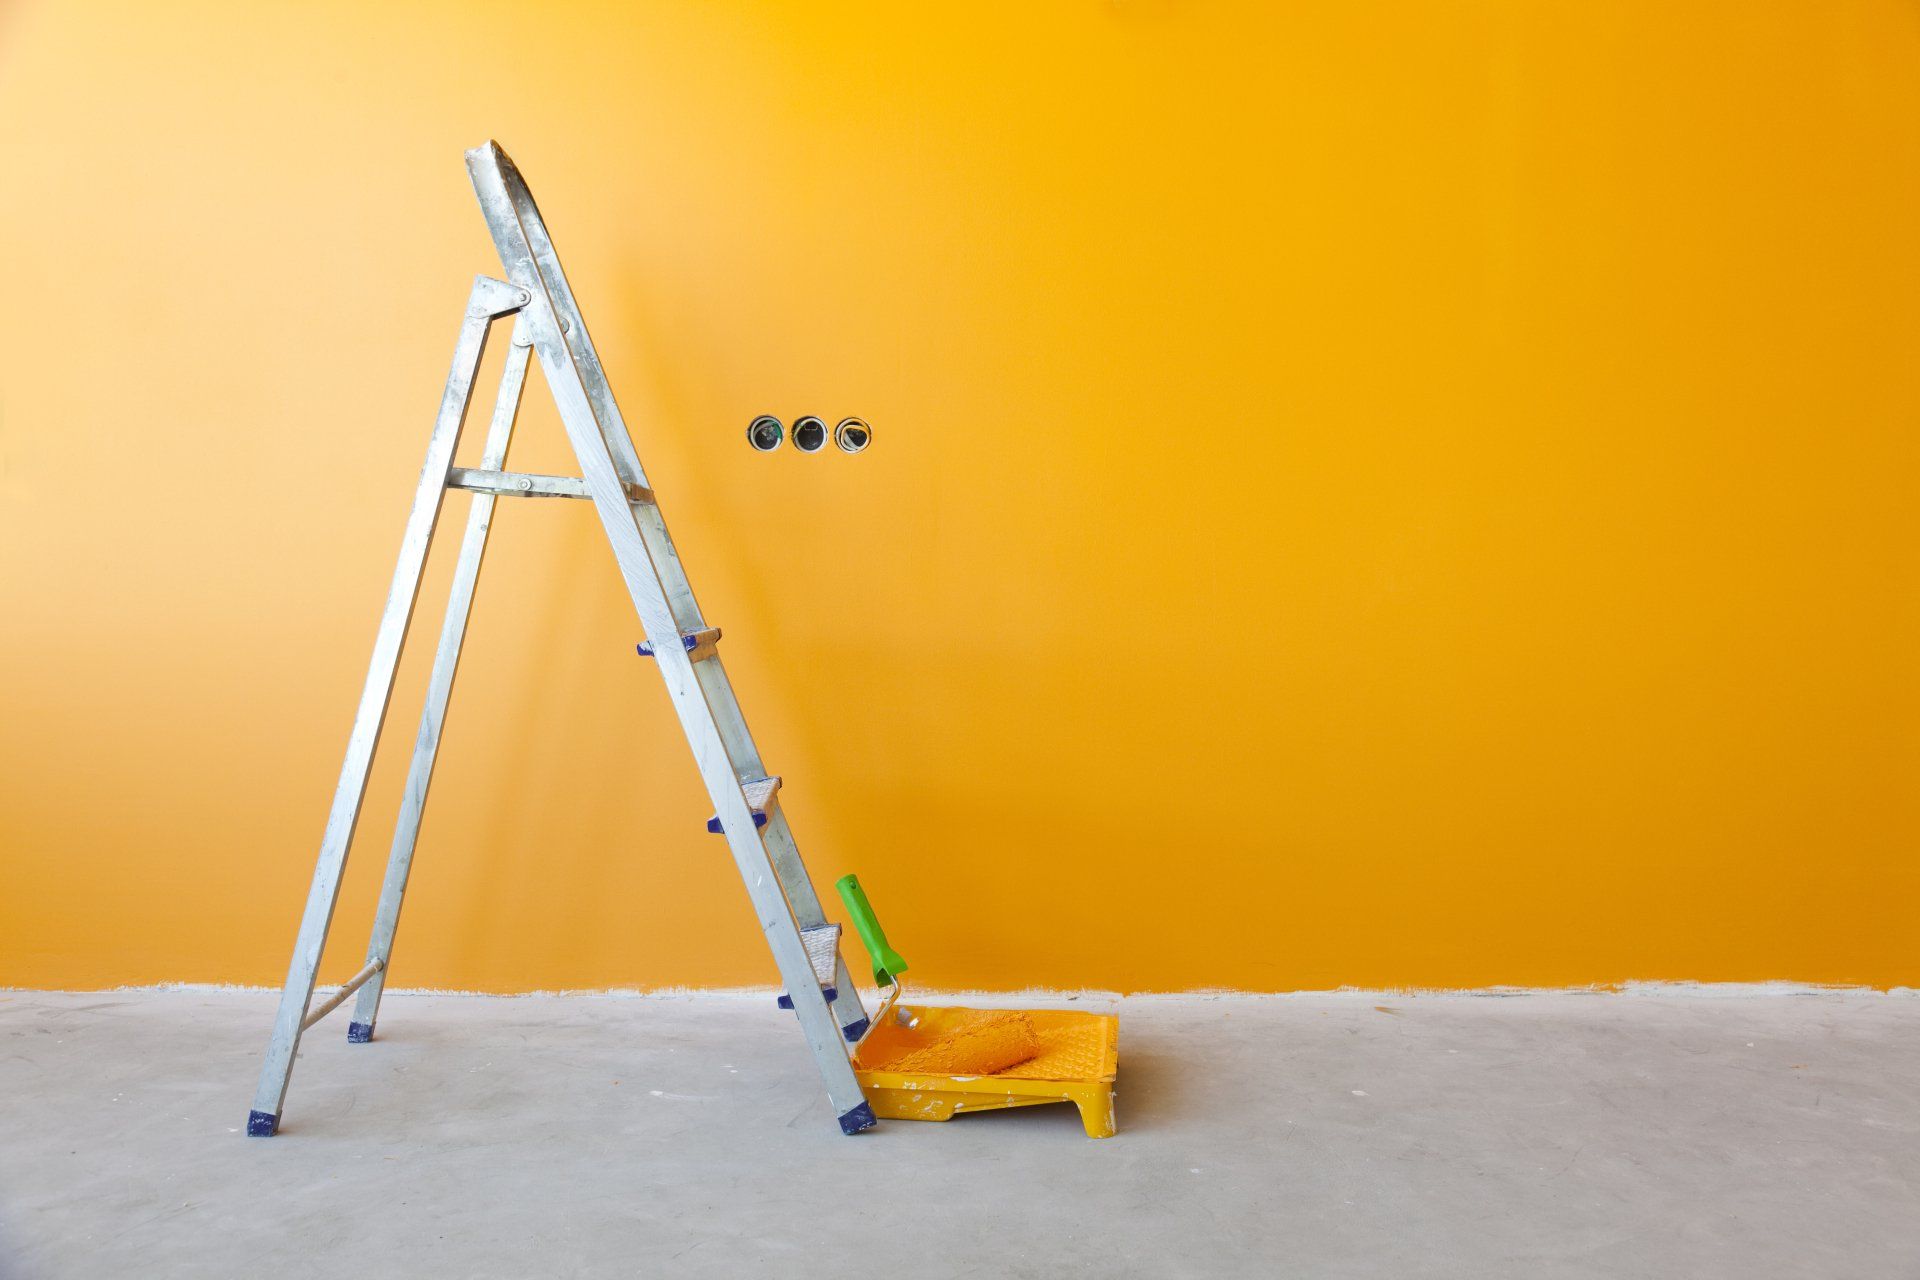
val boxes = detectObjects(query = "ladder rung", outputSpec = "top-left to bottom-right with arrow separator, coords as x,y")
635,627 -> 721,663
447,467 -> 653,504
707,775 -> 780,833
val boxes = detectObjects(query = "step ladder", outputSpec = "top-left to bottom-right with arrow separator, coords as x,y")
246,142 -> 877,1138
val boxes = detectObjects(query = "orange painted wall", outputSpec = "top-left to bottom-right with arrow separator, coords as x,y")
2,2 -> 1915,993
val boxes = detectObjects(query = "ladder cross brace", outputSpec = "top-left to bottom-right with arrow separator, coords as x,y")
448,465 -> 653,504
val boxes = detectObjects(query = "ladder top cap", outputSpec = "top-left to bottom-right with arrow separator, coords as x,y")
465,139 -> 512,171
466,141 -> 535,207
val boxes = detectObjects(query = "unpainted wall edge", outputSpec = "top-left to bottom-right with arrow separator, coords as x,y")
3,980 -> 1914,1000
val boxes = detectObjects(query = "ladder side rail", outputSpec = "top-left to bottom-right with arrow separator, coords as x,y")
473,146 -> 699,625
350,321 -> 535,1041
677,656 -> 871,1035
468,143 -> 871,1038
247,275 -> 527,1135
521,291 -> 874,1131
689,657 -> 872,1034
469,150 -> 874,1132
758,807 -> 873,1037
473,151 -> 779,779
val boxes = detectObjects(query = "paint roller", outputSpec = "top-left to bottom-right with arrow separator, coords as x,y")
835,874 -> 1041,1076
882,1009 -> 1042,1076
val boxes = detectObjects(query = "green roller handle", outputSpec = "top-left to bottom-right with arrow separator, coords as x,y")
835,874 -> 908,987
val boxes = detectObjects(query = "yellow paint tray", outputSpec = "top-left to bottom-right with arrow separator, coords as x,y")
851,1004 -> 1119,1137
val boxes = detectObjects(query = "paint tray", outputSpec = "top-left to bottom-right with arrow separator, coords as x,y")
851,1004 -> 1119,1138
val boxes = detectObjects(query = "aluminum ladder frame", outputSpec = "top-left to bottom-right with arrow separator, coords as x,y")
246,142 -> 876,1138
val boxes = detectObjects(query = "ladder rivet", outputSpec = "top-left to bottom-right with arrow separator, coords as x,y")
516,289 -> 531,306
517,477 -> 533,490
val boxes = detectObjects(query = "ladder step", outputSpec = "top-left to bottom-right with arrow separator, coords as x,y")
635,627 -> 721,663
707,775 -> 780,833
447,467 -> 653,504
777,924 -> 842,1008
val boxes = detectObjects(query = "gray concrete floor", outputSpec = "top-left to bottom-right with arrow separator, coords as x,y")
0,989 -> 1914,1278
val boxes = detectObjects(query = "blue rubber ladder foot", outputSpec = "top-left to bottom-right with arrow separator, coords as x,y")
246,1110 -> 279,1137
838,1100 -> 878,1135
347,1021 -> 374,1043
